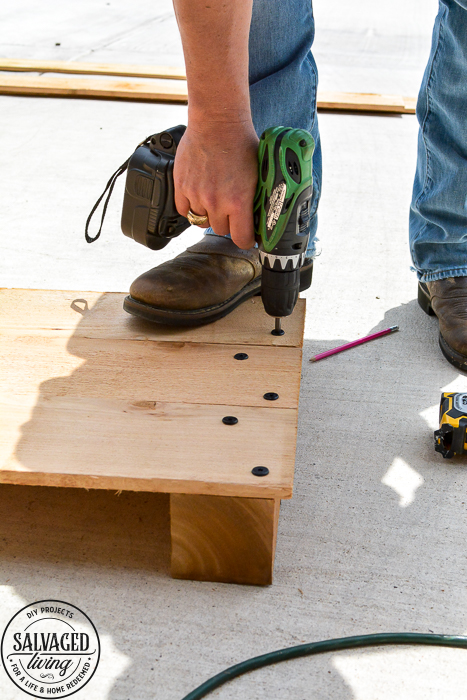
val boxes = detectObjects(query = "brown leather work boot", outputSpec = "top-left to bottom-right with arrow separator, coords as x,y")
418,277 -> 467,371
124,234 -> 313,326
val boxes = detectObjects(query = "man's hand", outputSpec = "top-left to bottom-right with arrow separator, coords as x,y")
174,119 -> 259,250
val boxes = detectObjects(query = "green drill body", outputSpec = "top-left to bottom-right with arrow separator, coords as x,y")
253,126 -> 314,319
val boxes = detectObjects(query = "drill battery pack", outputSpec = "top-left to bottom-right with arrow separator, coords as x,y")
434,392 -> 467,458
85,125 -> 190,249
121,125 -> 189,250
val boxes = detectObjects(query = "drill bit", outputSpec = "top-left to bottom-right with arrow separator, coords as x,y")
271,317 -> 285,336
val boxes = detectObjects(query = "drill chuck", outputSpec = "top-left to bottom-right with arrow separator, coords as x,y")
261,267 -> 301,318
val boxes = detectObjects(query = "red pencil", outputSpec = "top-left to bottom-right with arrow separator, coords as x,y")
309,325 -> 399,362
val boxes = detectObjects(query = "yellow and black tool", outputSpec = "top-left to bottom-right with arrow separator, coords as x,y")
434,392 -> 467,458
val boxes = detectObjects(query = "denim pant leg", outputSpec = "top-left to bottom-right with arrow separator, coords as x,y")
410,0 -> 467,282
206,0 -> 321,257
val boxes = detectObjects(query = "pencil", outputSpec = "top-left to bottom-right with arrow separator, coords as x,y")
309,325 -> 399,362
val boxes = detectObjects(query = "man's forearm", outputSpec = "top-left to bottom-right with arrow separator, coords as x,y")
173,0 -> 253,124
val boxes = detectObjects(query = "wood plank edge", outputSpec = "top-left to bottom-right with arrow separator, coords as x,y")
317,101 -> 415,114
0,74 -> 416,114
0,84 -> 188,103
0,471 -> 293,499
0,64 -> 417,114
0,58 -> 187,80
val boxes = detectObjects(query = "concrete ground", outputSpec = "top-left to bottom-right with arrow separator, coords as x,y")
3,1 -> 467,698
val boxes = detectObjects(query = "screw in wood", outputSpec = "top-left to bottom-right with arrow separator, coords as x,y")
252,466 -> 269,477
263,392 -> 279,401
234,353 -> 249,360
222,416 -> 238,425
271,318 -> 285,336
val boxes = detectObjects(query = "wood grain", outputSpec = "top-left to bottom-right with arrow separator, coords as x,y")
0,72 -> 416,113
0,288 -> 303,497
170,494 -> 280,585
317,91 -> 416,114
0,58 -> 187,80
0,289 -> 306,348
0,397 -> 297,498
0,75 -> 189,102
0,335 -> 302,409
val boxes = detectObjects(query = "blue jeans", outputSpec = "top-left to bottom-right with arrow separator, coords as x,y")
410,0 -> 467,282
208,0 -> 467,279
206,0 -> 321,257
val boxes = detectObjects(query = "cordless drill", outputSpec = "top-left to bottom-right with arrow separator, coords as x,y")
254,126 -> 314,333
86,124 -> 314,327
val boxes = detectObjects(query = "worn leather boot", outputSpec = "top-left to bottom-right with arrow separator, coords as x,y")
418,277 -> 467,371
124,234 -> 313,326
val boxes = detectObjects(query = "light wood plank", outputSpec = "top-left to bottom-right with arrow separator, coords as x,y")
317,91 -> 415,114
0,289 -> 303,499
0,290 -> 306,348
0,75 -> 189,102
170,494 -> 280,585
0,73 -> 416,113
403,96 -> 417,112
0,334 -> 302,409
0,289 -> 102,337
0,397 -> 297,499
0,58 -> 187,80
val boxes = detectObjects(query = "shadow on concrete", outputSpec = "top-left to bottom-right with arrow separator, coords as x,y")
289,297 -> 467,634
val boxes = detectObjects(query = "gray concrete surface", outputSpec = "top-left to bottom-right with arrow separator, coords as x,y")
3,1 -> 467,699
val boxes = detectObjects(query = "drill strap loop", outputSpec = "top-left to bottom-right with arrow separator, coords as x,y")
84,135 -> 153,244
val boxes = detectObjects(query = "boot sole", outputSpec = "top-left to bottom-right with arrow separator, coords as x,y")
418,281 -> 467,372
124,259 -> 313,327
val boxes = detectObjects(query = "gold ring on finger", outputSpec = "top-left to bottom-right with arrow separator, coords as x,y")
187,209 -> 209,226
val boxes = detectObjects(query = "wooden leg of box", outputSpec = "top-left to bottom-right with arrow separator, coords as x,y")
170,494 -> 280,586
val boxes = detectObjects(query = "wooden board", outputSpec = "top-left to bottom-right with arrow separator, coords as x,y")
0,75 -> 189,103
170,494 -> 280,585
0,289 -> 305,499
317,91 -> 416,114
0,335 -> 301,409
0,58 -> 187,80
0,72 -> 416,113
0,397 -> 297,498
0,289 -> 306,347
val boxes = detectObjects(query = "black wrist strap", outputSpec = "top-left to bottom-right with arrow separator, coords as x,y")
84,135 -> 153,244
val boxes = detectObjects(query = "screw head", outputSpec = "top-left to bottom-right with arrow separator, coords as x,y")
252,466 -> 269,477
263,392 -> 279,401
234,352 -> 249,360
222,416 -> 238,425
271,329 -> 285,336
299,139 -> 307,147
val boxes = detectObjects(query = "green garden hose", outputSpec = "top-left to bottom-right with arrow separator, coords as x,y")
181,633 -> 467,700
